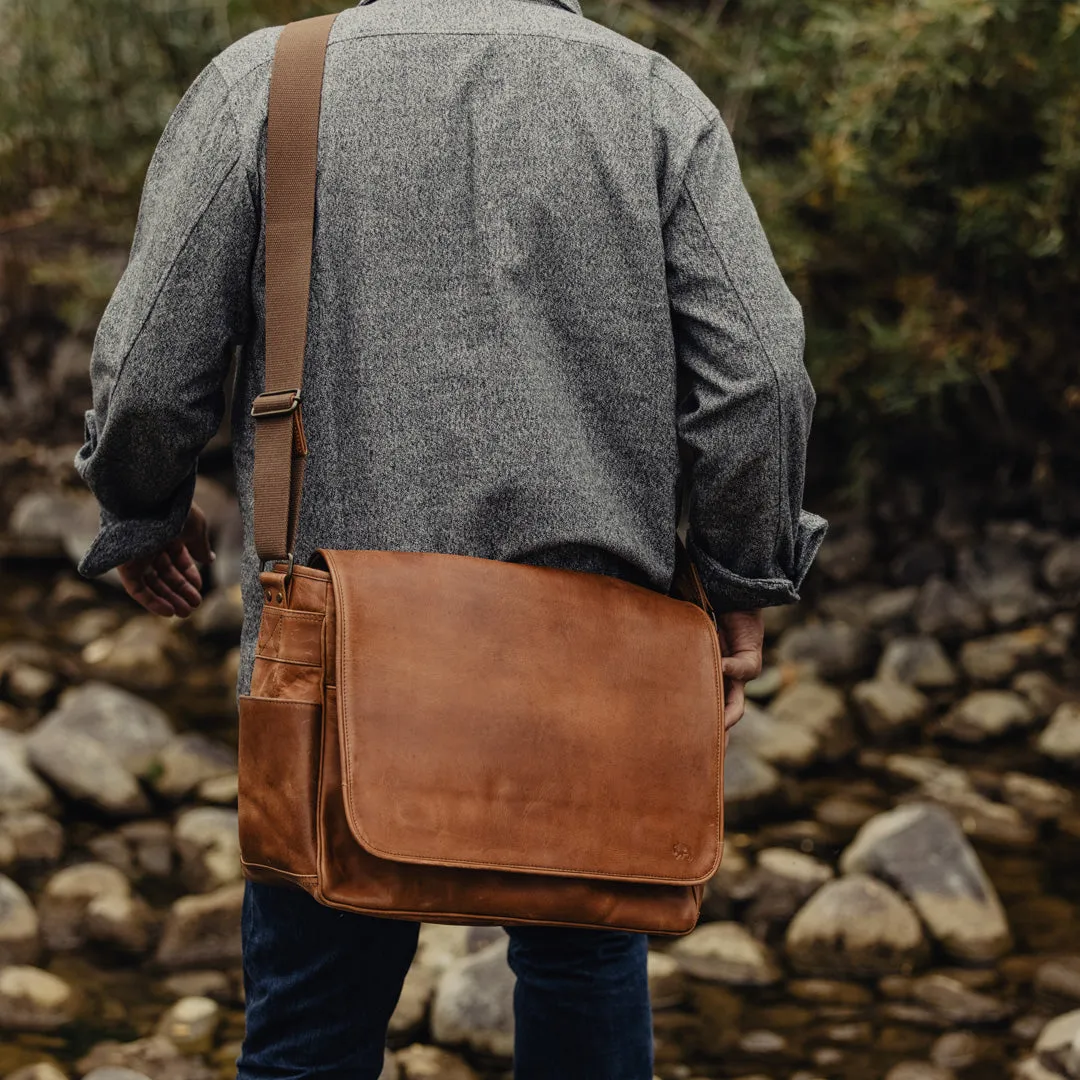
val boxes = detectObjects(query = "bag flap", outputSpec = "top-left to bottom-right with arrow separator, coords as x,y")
320,548 -> 724,886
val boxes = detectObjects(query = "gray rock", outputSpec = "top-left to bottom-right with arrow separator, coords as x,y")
195,773 -> 238,805
929,1030 -> 982,1070
884,1064 -> 955,1080
727,703 -> 820,770
5,1064 -> 69,1080
776,621 -> 875,679
26,726 -> 149,816
155,883 -> 244,970
389,963 -> 437,1037
785,874 -> 929,976
80,617 -> 184,691
431,938 -> 515,1059
83,1070 -> 154,1080
769,681 -> 853,760
1044,539 -> 1080,592
76,1035 -> 214,1080
647,950 -> 686,1009
0,873 -> 39,965
151,734 -> 237,800
39,862 -> 150,953
1013,670 -> 1070,719
877,637 -> 958,690
743,666 -> 783,701
743,848 -> 833,933
159,971 -> 232,1002
0,966 -> 77,1030
938,690 -> 1036,742
957,541 -> 1052,628
395,1045 -> 479,1080
910,772 -> 1036,849
120,820 -> 175,878
188,585 -> 244,638
669,921 -> 781,985
1029,1008 -> 1080,1080
1002,772 -> 1073,822
173,807 -> 240,893
839,803 -> 1012,961
851,679 -> 929,737
959,628 -> 1051,684
0,730 -> 54,814
0,810 -> 64,863
33,682 -> 173,774
156,995 -> 220,1054
8,490 -> 100,566
914,577 -> 987,639
910,973 -> 1014,1024
1035,958 -> 1080,1001
1038,703 -> 1080,766
723,743 -> 783,823
866,587 -> 920,629
0,642 -> 59,708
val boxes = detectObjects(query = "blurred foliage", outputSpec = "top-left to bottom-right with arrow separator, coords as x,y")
0,0 -> 1078,475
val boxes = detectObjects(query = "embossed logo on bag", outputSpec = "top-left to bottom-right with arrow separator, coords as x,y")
672,843 -> 691,861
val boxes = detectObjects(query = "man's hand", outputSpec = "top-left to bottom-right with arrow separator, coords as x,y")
117,504 -> 214,618
717,609 -> 764,750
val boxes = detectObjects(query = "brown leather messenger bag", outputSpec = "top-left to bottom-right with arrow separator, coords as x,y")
236,11 -> 726,935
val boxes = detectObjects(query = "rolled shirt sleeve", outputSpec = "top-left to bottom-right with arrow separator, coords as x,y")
655,65 -> 827,612
75,59 -> 255,578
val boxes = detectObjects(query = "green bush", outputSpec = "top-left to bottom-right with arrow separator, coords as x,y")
1,0 -> 1077,474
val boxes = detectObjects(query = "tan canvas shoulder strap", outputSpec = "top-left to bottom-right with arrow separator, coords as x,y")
251,12 -> 338,565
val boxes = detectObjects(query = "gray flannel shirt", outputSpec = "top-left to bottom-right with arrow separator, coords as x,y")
75,0 -> 827,694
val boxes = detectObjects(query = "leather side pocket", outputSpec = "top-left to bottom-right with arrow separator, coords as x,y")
237,695 -> 321,886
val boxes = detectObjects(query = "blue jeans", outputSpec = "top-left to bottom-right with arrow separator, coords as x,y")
237,880 -> 654,1079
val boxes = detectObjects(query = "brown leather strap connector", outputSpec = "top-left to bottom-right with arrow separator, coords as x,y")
251,387 -> 302,418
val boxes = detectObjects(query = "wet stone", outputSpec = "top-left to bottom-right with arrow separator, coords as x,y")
155,883 -> 244,970
1038,702 -> 1080,766
727,703 -> 819,770
430,938 -> 515,1059
173,807 -> 240,893
776,621 -> 875,679
876,637 -> 958,690
785,874 -> 929,977
929,1030 -> 982,1069
884,1064 -> 956,1080
0,966 -> 77,1030
647,950 -> 686,1009
0,873 -> 39,965
1002,772 -> 1073,821
913,577 -> 987,639
151,734 -> 237,800
156,995 -> 220,1054
0,810 -> 64,863
395,1045 -> 479,1080
909,973 -> 1014,1024
1035,957 -> 1080,1001
769,681 -> 853,761
39,862 -> 134,951
76,1035 -> 214,1080
0,730 -> 54,814
389,964 -> 437,1037
851,679 -> 929,737
839,802 -> 1012,960
669,922 -> 781,986
938,690 -> 1036,742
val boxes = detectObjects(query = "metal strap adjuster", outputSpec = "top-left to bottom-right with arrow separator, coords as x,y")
251,387 -> 302,418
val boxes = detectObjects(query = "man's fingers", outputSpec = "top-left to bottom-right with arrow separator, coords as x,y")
168,540 -> 204,592
722,653 -> 761,683
123,577 -> 178,618
155,549 -> 202,606
724,679 -> 746,729
142,562 -> 195,618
